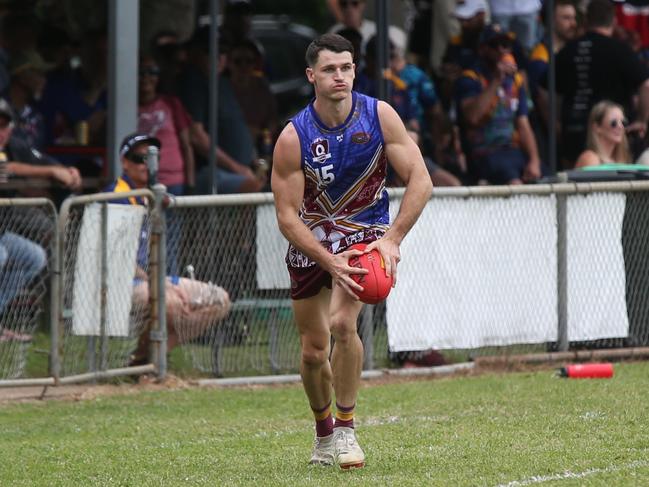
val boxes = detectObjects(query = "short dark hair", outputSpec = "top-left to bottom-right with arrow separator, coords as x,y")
305,33 -> 354,67
586,0 -> 615,29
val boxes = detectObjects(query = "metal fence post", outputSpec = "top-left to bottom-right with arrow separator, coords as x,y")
99,202 -> 109,372
151,183 -> 167,379
49,200 -> 61,383
556,181 -> 569,351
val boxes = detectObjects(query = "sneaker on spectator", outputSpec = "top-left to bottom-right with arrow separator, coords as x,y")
309,433 -> 334,466
333,427 -> 365,469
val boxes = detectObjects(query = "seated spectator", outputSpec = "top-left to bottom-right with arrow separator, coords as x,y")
388,39 -> 445,159
7,49 -> 52,150
150,30 -> 188,96
0,98 -> 81,196
0,230 -> 47,343
355,36 -> 417,131
227,38 -> 279,145
575,101 -> 632,168
0,12 -> 42,95
37,24 -> 74,73
441,0 -> 528,110
548,0 -> 649,168
177,27 -> 264,194
104,133 -> 231,366
440,0 -> 490,98
138,55 -> 194,195
455,25 -> 541,185
38,29 -> 108,146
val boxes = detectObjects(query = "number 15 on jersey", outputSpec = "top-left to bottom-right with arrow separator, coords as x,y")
316,164 -> 335,185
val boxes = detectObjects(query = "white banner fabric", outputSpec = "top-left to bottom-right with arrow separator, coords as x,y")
72,203 -> 145,336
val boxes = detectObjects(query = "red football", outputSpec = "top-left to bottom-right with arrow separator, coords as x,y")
347,243 -> 393,304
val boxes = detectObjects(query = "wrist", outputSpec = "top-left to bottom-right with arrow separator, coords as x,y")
382,232 -> 403,246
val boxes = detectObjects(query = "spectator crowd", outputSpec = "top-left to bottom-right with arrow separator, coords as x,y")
0,0 -> 647,198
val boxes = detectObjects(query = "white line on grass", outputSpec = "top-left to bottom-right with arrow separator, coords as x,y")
496,460 -> 649,486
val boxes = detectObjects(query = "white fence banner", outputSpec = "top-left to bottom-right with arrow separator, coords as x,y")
567,193 -> 628,341
72,203 -> 145,336
256,203 -> 290,289
387,195 -> 558,351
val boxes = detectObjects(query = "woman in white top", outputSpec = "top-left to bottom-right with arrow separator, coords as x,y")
575,100 -> 632,168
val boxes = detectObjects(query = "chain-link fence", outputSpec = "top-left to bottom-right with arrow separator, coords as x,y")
4,181 -> 649,385
169,182 -> 649,377
0,198 -> 56,380
388,182 -> 649,362
167,194 -> 293,376
55,190 -> 158,381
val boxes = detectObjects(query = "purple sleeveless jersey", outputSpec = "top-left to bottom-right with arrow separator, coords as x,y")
287,91 -> 390,268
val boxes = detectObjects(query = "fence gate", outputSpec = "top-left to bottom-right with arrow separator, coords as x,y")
55,190 -> 159,382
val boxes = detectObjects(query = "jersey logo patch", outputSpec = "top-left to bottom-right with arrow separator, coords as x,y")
311,137 -> 332,164
351,132 -> 370,144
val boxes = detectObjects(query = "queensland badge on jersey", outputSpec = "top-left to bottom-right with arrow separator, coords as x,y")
311,137 -> 332,164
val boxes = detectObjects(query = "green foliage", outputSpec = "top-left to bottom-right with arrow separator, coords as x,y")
2,362 -> 649,485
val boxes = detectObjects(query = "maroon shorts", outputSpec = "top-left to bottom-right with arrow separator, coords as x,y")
288,264 -> 332,300
287,230 -> 383,300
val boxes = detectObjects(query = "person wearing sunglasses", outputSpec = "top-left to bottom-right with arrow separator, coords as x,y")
549,0 -> 649,169
138,56 -> 194,196
104,133 -> 231,369
575,100 -> 632,168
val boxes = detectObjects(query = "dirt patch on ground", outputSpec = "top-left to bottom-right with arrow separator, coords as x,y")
2,358 -> 638,404
0,374 -> 195,405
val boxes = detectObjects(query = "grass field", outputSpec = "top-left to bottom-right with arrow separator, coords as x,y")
1,362 -> 648,486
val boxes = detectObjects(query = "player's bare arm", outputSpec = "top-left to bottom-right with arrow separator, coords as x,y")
369,100 -> 433,284
271,122 -> 367,298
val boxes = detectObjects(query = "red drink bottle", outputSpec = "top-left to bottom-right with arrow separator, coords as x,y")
558,363 -> 614,378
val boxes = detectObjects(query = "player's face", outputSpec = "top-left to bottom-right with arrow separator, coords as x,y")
122,143 -> 150,188
306,50 -> 355,100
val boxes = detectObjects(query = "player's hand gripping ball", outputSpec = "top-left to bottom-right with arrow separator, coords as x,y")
348,243 -> 394,304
